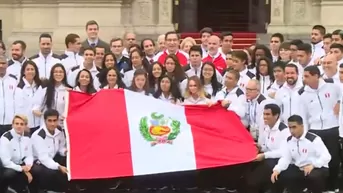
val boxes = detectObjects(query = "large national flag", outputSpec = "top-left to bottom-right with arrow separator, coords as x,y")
64,89 -> 256,180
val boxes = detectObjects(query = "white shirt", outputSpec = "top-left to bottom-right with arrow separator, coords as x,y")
60,50 -> 84,73
0,73 -> 20,125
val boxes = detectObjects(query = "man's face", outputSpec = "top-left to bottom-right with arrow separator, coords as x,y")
263,109 -> 277,126
322,55 -> 337,72
86,24 -> 99,39
323,38 -> 332,54
84,50 -> 95,64
11,43 -> 24,60
329,48 -> 343,61
224,72 -> 237,88
231,56 -> 245,71
245,82 -> 259,100
290,45 -> 298,61
189,51 -> 202,67
142,40 -> 155,57
111,40 -> 124,56
201,32 -> 211,47
0,59 -> 8,75
95,47 -> 105,62
296,50 -> 310,65
270,37 -> 281,51
165,34 -> 179,52
70,38 -> 82,53
273,66 -> 285,82
311,29 -> 323,44
45,115 -> 59,131
222,35 -> 233,50
207,37 -> 220,55
40,37 -> 52,55
285,66 -> 298,85
303,71 -> 318,88
125,33 -> 136,48
332,34 -> 343,45
288,121 -> 303,138
12,118 -> 26,133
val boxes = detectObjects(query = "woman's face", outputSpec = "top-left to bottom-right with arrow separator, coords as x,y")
135,74 -> 146,89
78,71 -> 90,86
188,80 -> 198,94
160,77 -> 171,92
53,67 -> 65,83
107,69 -> 117,85
105,55 -> 115,68
131,51 -> 142,68
258,60 -> 269,75
165,58 -> 175,73
182,42 -> 193,54
255,49 -> 265,61
202,64 -> 214,80
24,64 -> 36,81
279,48 -> 291,61
152,64 -> 162,78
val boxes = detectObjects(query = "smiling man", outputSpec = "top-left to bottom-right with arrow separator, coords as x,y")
80,20 -> 110,55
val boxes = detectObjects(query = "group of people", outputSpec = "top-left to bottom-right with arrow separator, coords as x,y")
0,20 -> 342,193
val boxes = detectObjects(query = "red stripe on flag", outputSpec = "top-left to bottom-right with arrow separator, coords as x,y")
66,90 -> 133,179
185,104 -> 256,169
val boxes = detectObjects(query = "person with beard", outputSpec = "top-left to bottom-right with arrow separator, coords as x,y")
274,63 -> 304,124
300,65 -> 340,192
202,35 -> 227,74
296,43 -> 313,78
321,54 -> 340,84
310,25 -> 326,65
30,33 -> 61,79
0,55 -> 21,136
7,40 -> 29,80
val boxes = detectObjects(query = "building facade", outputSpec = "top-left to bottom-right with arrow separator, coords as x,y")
0,0 -> 343,53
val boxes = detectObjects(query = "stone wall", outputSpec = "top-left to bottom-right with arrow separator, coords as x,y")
0,0 -> 174,55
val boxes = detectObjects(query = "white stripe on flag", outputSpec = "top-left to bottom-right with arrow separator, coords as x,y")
124,90 -> 196,175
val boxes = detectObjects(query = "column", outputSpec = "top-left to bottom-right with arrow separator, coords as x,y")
267,0 -> 286,33
156,0 -> 174,34
131,0 -> 156,34
320,0 -> 343,31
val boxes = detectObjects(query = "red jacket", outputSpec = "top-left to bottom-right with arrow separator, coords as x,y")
154,50 -> 189,66
202,52 -> 226,74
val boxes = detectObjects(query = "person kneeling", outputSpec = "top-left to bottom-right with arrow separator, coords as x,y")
271,115 -> 330,193
0,115 -> 34,193
244,104 -> 289,193
31,109 -> 68,192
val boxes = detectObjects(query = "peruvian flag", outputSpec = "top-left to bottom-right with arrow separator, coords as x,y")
64,89 -> 256,180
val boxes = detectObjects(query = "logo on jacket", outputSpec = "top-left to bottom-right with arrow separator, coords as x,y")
325,93 -> 330,98
302,148 -> 307,153
139,112 -> 180,146
9,85 -> 13,90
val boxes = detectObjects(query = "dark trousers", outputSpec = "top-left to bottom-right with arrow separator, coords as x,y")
0,167 -> 29,193
243,158 -> 283,193
310,127 -> 340,190
0,124 -> 11,137
278,164 -> 328,193
30,155 -> 68,192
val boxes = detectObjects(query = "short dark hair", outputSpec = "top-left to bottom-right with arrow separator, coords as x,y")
271,33 -> 284,43
200,27 -> 213,36
297,43 -> 312,54
165,31 -> 179,40
290,39 -> 303,47
312,25 -> 326,35
140,38 -> 155,49
273,61 -> 286,71
39,33 -> 52,42
330,43 -> 343,52
85,20 -> 99,29
232,50 -> 248,64
65,33 -> 80,48
189,45 -> 203,56
304,65 -> 321,77
288,114 -> 303,125
110,38 -> 123,46
83,47 -> 95,55
264,103 -> 281,116
285,63 -> 299,74
129,44 -> 142,52
12,40 -> 27,50
44,109 -> 59,120
220,31 -> 233,40
227,69 -> 240,81
323,33 -> 332,40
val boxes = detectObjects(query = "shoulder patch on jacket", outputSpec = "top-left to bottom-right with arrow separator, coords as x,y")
8,60 -> 14,66
298,86 -> 305,95
305,132 -> 317,142
52,53 -> 61,59
37,129 -> 46,139
183,64 -> 191,72
257,94 -> 266,104
17,81 -> 25,89
246,71 -> 255,79
278,122 -> 288,131
235,88 -> 244,97
59,54 -> 68,60
3,132 -> 13,141
71,65 -> 80,72
24,131 -> 30,137
29,54 -> 39,60
9,74 -> 17,80
324,78 -> 334,83
287,135 -> 292,142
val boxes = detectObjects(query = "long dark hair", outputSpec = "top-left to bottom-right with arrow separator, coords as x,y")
44,63 -> 71,109
99,67 -> 126,89
200,62 -> 221,96
164,54 -> 187,83
101,53 -> 117,69
128,49 -> 150,72
255,57 -> 275,82
153,75 -> 182,103
251,44 -> 273,69
129,69 -> 150,95
75,69 -> 97,94
148,61 -> 165,88
17,60 -> 42,88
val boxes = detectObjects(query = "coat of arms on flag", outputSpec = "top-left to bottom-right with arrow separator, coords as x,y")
139,112 -> 181,146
